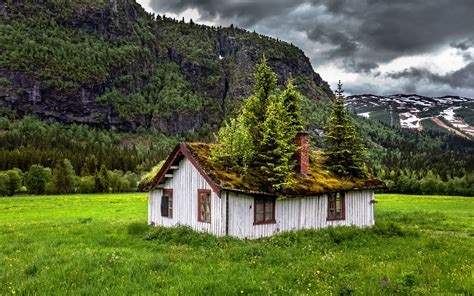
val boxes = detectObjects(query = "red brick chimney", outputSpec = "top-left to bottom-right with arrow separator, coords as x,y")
295,132 -> 310,175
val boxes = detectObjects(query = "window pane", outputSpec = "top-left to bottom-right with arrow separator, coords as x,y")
199,194 -> 206,221
265,202 -> 272,213
206,193 -> 211,222
161,196 -> 169,217
328,193 -> 335,219
265,210 -> 273,221
199,192 -> 211,222
256,212 -> 264,222
256,201 -> 264,214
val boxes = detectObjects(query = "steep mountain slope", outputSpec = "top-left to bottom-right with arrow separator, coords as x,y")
346,94 -> 474,138
0,0 -> 332,134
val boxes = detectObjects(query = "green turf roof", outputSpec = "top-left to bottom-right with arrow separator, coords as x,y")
185,142 -> 385,197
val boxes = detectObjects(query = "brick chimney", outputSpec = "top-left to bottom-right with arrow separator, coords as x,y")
295,132 -> 310,175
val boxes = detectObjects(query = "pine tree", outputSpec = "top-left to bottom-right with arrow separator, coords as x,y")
257,95 -> 298,190
95,164 -> 109,193
280,78 -> 304,131
241,54 -> 278,145
323,81 -> 367,177
53,159 -> 75,194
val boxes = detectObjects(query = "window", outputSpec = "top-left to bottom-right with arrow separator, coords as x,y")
254,197 -> 275,224
198,189 -> 211,223
327,192 -> 345,220
161,189 -> 173,218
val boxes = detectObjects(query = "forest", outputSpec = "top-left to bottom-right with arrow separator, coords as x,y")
1,95 -> 473,196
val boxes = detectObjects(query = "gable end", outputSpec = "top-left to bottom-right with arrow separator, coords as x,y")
150,143 -> 221,195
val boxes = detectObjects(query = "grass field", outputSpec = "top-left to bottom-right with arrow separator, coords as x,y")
0,193 -> 472,294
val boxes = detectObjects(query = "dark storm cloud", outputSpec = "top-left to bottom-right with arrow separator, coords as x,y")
450,37 -> 474,51
387,62 -> 474,89
147,0 -> 474,96
149,0 -> 474,66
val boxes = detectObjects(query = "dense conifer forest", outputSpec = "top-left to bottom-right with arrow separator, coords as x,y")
1,96 -> 473,196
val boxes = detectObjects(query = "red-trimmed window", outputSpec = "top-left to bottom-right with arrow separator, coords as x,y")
254,197 -> 276,225
327,192 -> 345,220
198,189 -> 211,223
161,189 -> 173,218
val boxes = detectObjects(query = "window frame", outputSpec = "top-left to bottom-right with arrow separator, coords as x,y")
253,196 -> 276,225
161,189 -> 173,218
326,192 -> 345,221
197,189 -> 212,223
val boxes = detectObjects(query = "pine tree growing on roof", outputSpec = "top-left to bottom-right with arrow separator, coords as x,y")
256,91 -> 298,190
323,81 -> 367,177
280,77 -> 304,132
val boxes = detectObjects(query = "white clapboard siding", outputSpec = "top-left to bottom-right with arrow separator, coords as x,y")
227,190 -> 374,239
148,158 -> 224,236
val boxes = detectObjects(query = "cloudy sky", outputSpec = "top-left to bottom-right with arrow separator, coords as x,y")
137,0 -> 474,97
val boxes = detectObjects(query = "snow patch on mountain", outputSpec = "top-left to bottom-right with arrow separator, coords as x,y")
347,94 -> 473,138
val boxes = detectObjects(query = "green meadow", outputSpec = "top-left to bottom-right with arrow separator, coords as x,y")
0,193 -> 472,294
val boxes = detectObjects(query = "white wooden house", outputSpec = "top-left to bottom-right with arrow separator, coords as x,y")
148,133 -> 384,239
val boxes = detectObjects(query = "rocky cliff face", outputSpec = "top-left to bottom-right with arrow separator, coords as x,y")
0,0 -> 332,134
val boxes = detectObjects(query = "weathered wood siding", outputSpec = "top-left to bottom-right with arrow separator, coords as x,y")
148,158 -> 225,236
227,190 -> 374,239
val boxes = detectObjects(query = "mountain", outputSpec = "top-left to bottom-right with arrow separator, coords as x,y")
0,0 -> 332,134
346,94 -> 474,139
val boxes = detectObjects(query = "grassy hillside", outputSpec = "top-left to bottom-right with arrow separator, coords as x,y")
0,0 -> 332,134
0,193 -> 472,294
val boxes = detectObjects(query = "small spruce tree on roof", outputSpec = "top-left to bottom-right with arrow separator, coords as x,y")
323,81 -> 367,177
280,77 -> 304,132
257,92 -> 298,191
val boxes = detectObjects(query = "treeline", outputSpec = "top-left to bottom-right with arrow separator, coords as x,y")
355,114 -> 471,173
0,113 -> 178,174
379,169 -> 474,196
0,159 -> 139,196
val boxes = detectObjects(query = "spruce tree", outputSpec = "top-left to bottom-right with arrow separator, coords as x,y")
257,94 -> 298,190
280,78 -> 304,131
53,159 -> 75,194
241,54 -> 278,146
95,164 -> 109,193
323,81 -> 367,177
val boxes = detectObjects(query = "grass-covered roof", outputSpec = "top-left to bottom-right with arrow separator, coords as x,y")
184,142 -> 384,197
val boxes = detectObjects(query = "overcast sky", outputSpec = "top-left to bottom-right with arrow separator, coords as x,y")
137,0 -> 474,97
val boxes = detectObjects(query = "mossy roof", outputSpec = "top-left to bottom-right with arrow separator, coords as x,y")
180,142 -> 385,197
